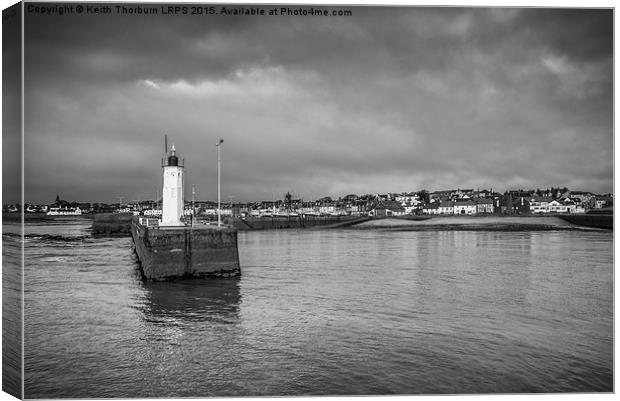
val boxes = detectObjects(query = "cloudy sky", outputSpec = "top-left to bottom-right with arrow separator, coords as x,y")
15,3 -> 613,204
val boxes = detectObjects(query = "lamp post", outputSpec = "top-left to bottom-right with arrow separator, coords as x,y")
216,139 -> 224,227
191,184 -> 196,227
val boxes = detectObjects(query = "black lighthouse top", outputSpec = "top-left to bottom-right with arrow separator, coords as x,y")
162,144 -> 184,168
168,145 -> 179,166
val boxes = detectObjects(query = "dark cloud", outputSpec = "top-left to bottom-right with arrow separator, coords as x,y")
19,4 -> 613,204
3,2 -> 22,204
512,9 -> 613,62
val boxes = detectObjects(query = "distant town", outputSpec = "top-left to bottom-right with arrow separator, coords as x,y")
4,187 -> 613,218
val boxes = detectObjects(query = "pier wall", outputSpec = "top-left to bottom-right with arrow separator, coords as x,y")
131,220 -> 240,280
94,214 -> 369,235
558,214 -> 613,229
231,216 -> 369,230
92,213 -> 133,236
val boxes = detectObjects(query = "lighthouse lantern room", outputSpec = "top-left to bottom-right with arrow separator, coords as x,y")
160,143 -> 185,226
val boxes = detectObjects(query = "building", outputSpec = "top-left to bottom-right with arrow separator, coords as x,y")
514,197 -> 530,214
453,200 -> 477,215
47,206 -> 82,215
594,196 -> 612,209
549,199 -> 572,213
319,203 -> 336,215
568,191 -> 594,205
430,190 -> 453,202
403,205 -> 418,215
370,201 -> 406,217
529,196 -> 553,214
395,192 -> 421,206
454,189 -> 474,199
475,198 -> 494,214
475,189 -> 494,198
421,202 -> 439,215
438,200 -> 454,214
143,209 -> 162,216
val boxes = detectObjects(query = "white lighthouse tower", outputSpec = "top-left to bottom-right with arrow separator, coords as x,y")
160,143 -> 185,226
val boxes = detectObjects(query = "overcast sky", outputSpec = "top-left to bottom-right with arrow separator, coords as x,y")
15,4 -> 613,204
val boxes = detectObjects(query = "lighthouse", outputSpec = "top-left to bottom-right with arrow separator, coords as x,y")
130,138 -> 241,280
160,143 -> 185,226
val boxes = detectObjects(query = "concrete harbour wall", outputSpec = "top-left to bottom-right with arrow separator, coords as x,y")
558,214 -> 613,229
131,219 -> 240,280
92,213 -> 133,236
231,215 -> 369,230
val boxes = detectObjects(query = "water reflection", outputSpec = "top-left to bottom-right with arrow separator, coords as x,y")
138,279 -> 241,325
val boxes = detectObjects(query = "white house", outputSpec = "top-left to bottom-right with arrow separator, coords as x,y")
549,199 -> 582,214
143,209 -> 162,216
319,204 -> 336,215
346,205 -> 362,216
529,196 -> 553,214
47,206 -> 82,216
395,193 -> 421,206
403,205 -> 417,214
454,200 -> 477,215
548,200 -> 568,213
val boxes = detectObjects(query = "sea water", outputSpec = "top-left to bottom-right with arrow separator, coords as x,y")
3,219 -> 612,397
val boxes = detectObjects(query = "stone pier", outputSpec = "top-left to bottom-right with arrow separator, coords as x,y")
131,218 -> 241,280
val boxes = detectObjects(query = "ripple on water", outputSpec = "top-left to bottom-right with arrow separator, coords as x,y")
17,221 -> 613,397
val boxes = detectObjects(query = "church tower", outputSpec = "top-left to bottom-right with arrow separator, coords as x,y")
160,143 -> 184,226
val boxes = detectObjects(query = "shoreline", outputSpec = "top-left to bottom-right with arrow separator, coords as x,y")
2,212 -> 95,222
349,215 -> 612,231
3,213 -> 612,233
356,223 -> 586,232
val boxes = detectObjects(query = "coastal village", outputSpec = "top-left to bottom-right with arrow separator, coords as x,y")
6,187 -> 613,219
